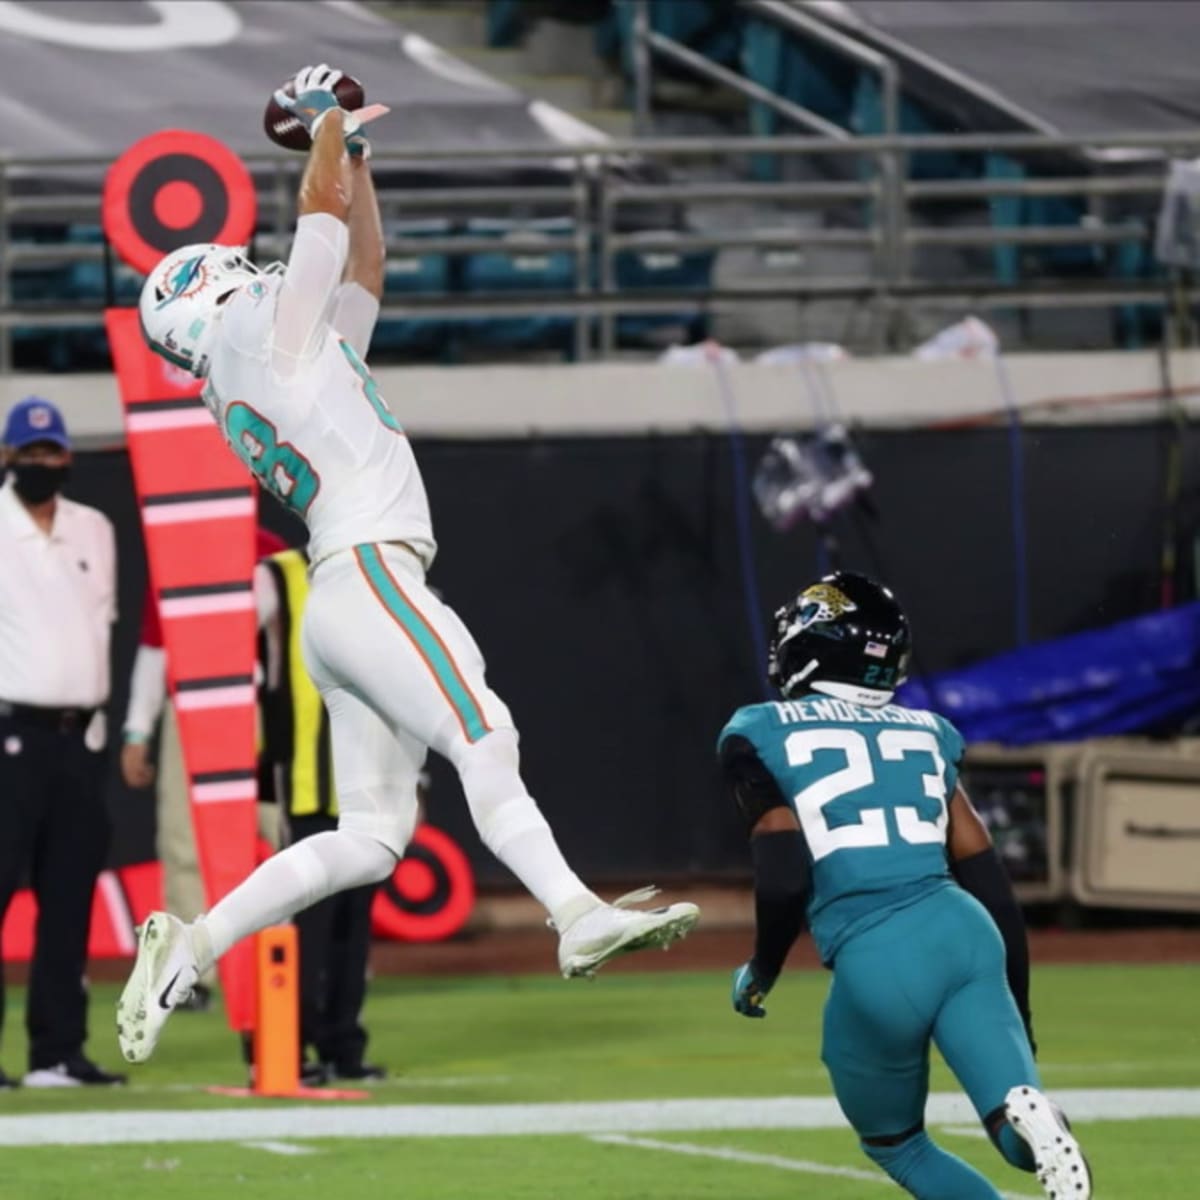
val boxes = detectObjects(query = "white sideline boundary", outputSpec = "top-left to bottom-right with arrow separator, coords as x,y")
0,1088 -> 1196,1148
591,1135 -> 1039,1200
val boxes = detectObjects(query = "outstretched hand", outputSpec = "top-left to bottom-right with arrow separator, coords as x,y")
275,64 -> 390,156
275,64 -> 348,138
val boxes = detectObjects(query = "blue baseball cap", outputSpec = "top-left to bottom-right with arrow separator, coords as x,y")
3,396 -> 70,450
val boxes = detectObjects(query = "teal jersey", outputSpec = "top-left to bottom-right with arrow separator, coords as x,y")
719,694 -> 966,964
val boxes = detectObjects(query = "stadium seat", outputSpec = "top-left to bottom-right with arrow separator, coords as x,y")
61,224 -> 142,304
611,232 -> 712,346
984,154 -> 1152,294
455,216 -> 578,352
373,219 -> 453,359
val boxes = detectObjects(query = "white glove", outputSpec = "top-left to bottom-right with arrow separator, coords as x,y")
275,63 -> 362,140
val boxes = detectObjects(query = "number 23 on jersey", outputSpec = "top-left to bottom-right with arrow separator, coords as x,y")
786,728 -> 949,861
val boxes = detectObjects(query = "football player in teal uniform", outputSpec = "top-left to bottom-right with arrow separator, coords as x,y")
721,572 -> 1091,1200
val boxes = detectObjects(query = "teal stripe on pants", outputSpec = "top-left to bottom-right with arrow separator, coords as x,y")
357,545 -> 490,743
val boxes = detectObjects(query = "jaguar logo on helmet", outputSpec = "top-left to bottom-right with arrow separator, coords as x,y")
796,583 -> 857,631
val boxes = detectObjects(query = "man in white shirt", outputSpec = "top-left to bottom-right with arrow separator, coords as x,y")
120,64 -> 698,1066
0,397 -> 126,1087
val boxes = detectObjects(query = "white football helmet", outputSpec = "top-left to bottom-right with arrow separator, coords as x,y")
138,243 -> 267,377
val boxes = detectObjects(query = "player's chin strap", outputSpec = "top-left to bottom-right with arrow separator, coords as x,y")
545,886 -> 662,931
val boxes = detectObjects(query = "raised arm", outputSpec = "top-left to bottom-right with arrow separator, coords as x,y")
271,70 -> 358,378
329,156 -> 385,359
342,158 -> 384,299
947,785 -> 1035,1051
298,106 -> 355,222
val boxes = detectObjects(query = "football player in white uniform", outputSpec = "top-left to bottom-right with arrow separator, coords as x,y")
119,65 -> 698,1064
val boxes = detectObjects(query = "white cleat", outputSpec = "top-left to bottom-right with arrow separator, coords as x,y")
557,887 -> 700,979
116,912 -> 199,1064
1005,1085 -> 1093,1200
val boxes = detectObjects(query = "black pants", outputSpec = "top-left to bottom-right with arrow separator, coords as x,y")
0,713 -> 109,1070
290,814 -> 376,1068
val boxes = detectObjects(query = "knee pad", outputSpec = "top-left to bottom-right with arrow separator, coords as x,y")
295,829 -> 397,904
336,786 -> 419,858
454,729 -> 550,856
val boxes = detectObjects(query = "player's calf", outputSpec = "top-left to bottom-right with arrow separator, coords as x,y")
862,1126 -> 1003,1200
1004,1086 -> 1092,1200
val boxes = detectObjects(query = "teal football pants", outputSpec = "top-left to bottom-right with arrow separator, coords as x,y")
821,886 -> 1040,1198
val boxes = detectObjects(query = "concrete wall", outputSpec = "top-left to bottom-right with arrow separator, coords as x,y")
4,349 -> 1199,445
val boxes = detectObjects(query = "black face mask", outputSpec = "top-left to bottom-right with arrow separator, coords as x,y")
11,462 -> 69,504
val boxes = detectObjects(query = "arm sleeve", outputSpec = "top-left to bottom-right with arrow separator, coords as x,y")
719,731 -> 809,982
952,847 -> 1033,1039
330,281 -> 381,361
124,644 -> 167,741
138,582 -> 164,649
749,832 -> 810,983
270,212 -> 351,379
254,561 -> 280,631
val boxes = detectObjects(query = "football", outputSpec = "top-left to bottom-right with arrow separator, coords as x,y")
263,74 -> 366,151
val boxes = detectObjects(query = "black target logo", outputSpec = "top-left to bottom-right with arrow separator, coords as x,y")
103,131 -> 256,274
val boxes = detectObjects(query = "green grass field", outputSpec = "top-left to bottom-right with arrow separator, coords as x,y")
3,963 -> 1197,1198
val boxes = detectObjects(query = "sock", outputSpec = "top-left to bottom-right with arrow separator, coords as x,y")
455,729 -> 599,929
191,830 -> 395,971
489,824 -> 599,930
863,1131 -> 1003,1200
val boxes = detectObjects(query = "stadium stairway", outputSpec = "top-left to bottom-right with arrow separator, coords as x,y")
370,3 -> 729,359
375,2 -> 634,137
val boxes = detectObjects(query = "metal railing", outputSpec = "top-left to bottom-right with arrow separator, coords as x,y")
630,0 -> 899,140
0,129 -> 1196,370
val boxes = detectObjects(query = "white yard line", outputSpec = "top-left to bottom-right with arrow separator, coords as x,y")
375,1075 -> 513,1090
0,1088 -> 1195,1148
939,1124 -> 990,1139
1040,1060 -> 1200,1075
591,1134 -> 1039,1200
241,1141 -> 319,1156
590,1134 -> 888,1184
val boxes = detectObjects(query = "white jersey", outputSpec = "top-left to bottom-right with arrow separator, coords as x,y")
202,212 -> 436,568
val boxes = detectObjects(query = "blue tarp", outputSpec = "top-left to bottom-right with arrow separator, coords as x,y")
898,603 -> 1200,745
